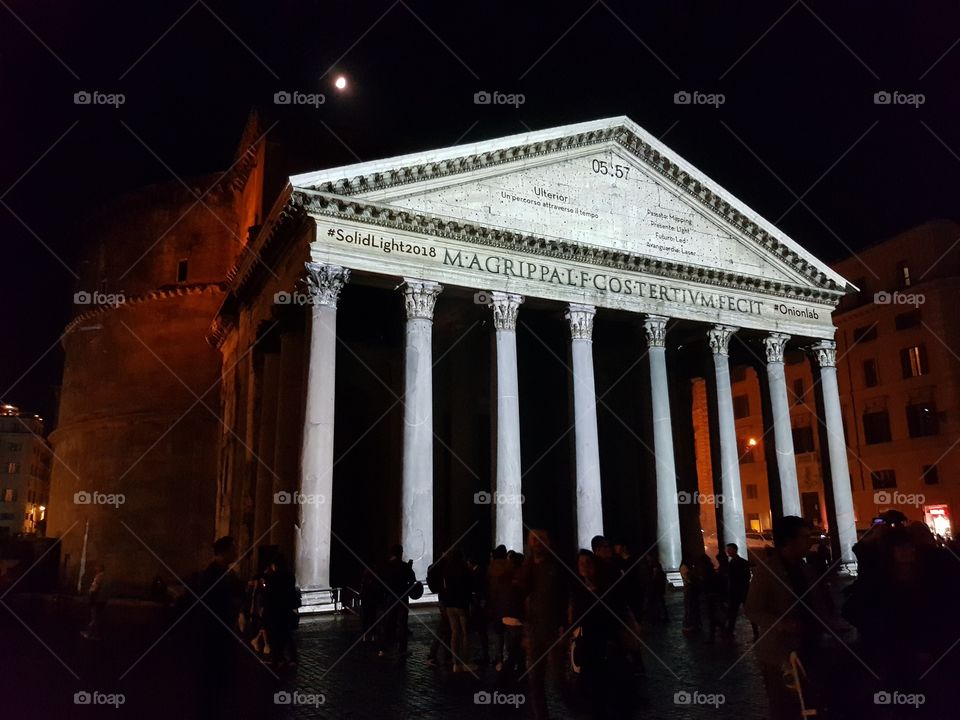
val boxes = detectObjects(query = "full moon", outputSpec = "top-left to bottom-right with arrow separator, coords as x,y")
334,76 -> 347,90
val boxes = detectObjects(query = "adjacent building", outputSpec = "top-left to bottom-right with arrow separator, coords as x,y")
0,405 -> 52,537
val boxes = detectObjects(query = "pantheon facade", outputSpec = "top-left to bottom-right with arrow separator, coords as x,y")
207,116 -> 857,601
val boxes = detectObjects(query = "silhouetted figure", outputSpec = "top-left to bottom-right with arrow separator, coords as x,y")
485,545 -> 511,670
197,536 -> 244,715
262,557 -> 299,668
746,517 -> 831,720
722,543 -> 751,636
442,547 -> 472,671
376,544 -> 416,659
80,563 -> 107,640
515,529 -> 567,720
425,555 -> 450,668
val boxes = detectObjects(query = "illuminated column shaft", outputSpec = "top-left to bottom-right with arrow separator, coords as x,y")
764,333 -> 802,517
401,279 -> 442,581
295,262 -> 349,589
491,292 -> 524,551
708,325 -> 747,556
811,340 -> 857,566
567,304 -> 604,550
644,315 -> 682,572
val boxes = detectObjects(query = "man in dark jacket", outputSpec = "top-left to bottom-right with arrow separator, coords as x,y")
376,544 -> 416,659
722,543 -> 751,636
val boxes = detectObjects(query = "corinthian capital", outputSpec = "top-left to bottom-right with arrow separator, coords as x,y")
810,340 -> 837,368
303,262 -> 350,308
642,314 -> 669,348
707,325 -> 738,356
491,292 -> 523,331
763,333 -> 790,364
565,303 -> 596,341
401,278 -> 442,320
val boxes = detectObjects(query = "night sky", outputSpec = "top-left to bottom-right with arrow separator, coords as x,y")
3,0 -> 958,424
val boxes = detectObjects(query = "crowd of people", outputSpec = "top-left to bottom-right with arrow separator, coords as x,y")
75,512 -> 959,719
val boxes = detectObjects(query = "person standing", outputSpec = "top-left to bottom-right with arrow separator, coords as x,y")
746,516 -> 831,720
262,556 -> 300,668
376,544 -> 416,659
722,543 -> 751,637
442,547 -> 472,672
425,555 -> 450,667
485,545 -> 511,670
515,529 -> 567,720
80,563 -> 108,640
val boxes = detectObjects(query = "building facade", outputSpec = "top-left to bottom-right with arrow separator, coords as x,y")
0,405 -> 52,537
210,117 -> 858,603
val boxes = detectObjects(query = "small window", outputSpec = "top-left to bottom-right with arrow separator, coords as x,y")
853,325 -> 878,343
731,365 -> 747,383
896,260 -> 911,288
6,462 -> 18,474
894,311 -> 921,330
747,513 -> 762,532
863,359 -> 879,388
922,465 -> 940,485
906,402 -> 939,438
900,345 -> 929,379
792,425 -> 816,453
737,438 -> 756,464
177,258 -> 189,283
792,379 -> 805,405
863,410 -> 892,445
871,469 -> 897,490
7,442 -> 21,452
733,395 -> 750,419
2,488 -> 16,503
745,483 -> 759,500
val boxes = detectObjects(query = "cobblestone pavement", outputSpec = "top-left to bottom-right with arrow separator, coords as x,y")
0,583 -> 943,719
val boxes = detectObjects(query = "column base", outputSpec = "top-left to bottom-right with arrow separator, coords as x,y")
836,561 -> 858,577
297,585 -> 336,614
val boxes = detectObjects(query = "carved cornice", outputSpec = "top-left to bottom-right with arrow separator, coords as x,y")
292,190 -> 845,307
304,262 -> 350,308
296,124 -> 845,295
643,314 -> 668,348
402,278 -> 442,320
763,332 -> 790,364
810,340 -> 837,368
708,324 -> 738,356
565,303 -> 596,341
491,292 -> 523,331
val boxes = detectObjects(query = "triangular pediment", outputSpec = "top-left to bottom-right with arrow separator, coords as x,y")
291,117 -> 853,294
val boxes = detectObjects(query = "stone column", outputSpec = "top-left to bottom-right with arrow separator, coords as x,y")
295,262 -> 349,590
491,292 -> 524,552
566,303 -> 604,551
763,333 -> 802,517
401,278 -> 442,581
643,315 -> 682,572
811,340 -> 857,566
708,325 -> 747,556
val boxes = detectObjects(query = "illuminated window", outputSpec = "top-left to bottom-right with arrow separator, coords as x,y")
2,488 -> 16,503
737,437 -> 756,463
896,260 -> 911,288
5,462 -> 18,474
900,345 -> 929,379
